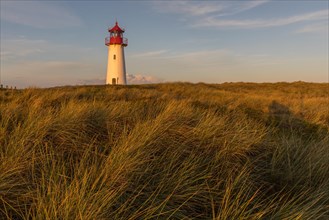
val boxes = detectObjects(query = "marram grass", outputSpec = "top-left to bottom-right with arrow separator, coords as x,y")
0,82 -> 328,219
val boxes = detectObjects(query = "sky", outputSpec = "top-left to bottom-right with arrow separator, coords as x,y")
0,0 -> 328,88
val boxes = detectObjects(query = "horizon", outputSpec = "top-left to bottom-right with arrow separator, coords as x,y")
1,1 -> 328,88
2,80 -> 328,91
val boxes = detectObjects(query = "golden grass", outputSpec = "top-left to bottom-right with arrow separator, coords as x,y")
0,82 -> 328,219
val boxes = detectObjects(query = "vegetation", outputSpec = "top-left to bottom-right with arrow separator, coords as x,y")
1,82 -> 328,219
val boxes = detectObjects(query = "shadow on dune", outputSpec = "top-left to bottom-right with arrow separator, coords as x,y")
267,100 -> 325,138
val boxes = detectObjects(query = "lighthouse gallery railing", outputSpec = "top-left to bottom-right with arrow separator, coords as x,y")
105,37 -> 128,46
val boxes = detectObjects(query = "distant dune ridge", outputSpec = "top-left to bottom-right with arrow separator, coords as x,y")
0,82 -> 328,219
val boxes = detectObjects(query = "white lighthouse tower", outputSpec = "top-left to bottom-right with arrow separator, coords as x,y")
105,21 -> 128,85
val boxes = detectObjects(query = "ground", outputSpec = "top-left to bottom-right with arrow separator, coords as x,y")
0,82 -> 328,219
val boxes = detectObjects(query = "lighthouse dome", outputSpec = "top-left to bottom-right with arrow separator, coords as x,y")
109,22 -> 125,33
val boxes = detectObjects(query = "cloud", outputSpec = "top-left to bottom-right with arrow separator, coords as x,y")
1,59 -> 102,88
151,1 -> 327,31
0,37 -> 104,88
1,38 -> 48,61
72,74 -> 163,85
192,9 -> 328,29
296,22 -> 328,33
131,48 -> 232,61
0,1 -> 82,28
1,37 -> 96,62
153,1 -> 224,16
127,74 -> 163,84
131,50 -> 169,58
224,1 -> 269,16
163,49 -> 230,59
153,1 -> 269,17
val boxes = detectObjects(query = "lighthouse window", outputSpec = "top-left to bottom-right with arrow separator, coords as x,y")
113,54 -> 116,60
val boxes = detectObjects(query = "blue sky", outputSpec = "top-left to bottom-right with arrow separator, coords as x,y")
1,0 -> 328,88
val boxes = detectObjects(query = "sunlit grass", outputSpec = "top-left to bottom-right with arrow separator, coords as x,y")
1,82 -> 328,219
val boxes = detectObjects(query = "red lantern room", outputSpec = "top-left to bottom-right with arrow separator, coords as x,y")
105,21 -> 128,47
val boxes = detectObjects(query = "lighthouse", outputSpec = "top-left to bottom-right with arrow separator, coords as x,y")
105,21 -> 128,85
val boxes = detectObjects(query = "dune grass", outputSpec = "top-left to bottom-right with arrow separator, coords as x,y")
0,82 -> 328,219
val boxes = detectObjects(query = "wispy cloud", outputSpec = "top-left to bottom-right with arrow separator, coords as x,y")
162,49 -> 231,61
224,1 -> 269,16
1,37 -> 102,88
153,1 -> 224,16
135,49 -> 279,70
0,1 -> 82,28
1,60 -> 97,88
152,1 -> 328,31
153,1 -> 269,17
296,22 -> 328,34
131,50 -> 169,58
131,48 -> 276,67
192,9 -> 328,29
1,37 -> 95,62
1,38 -> 48,61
